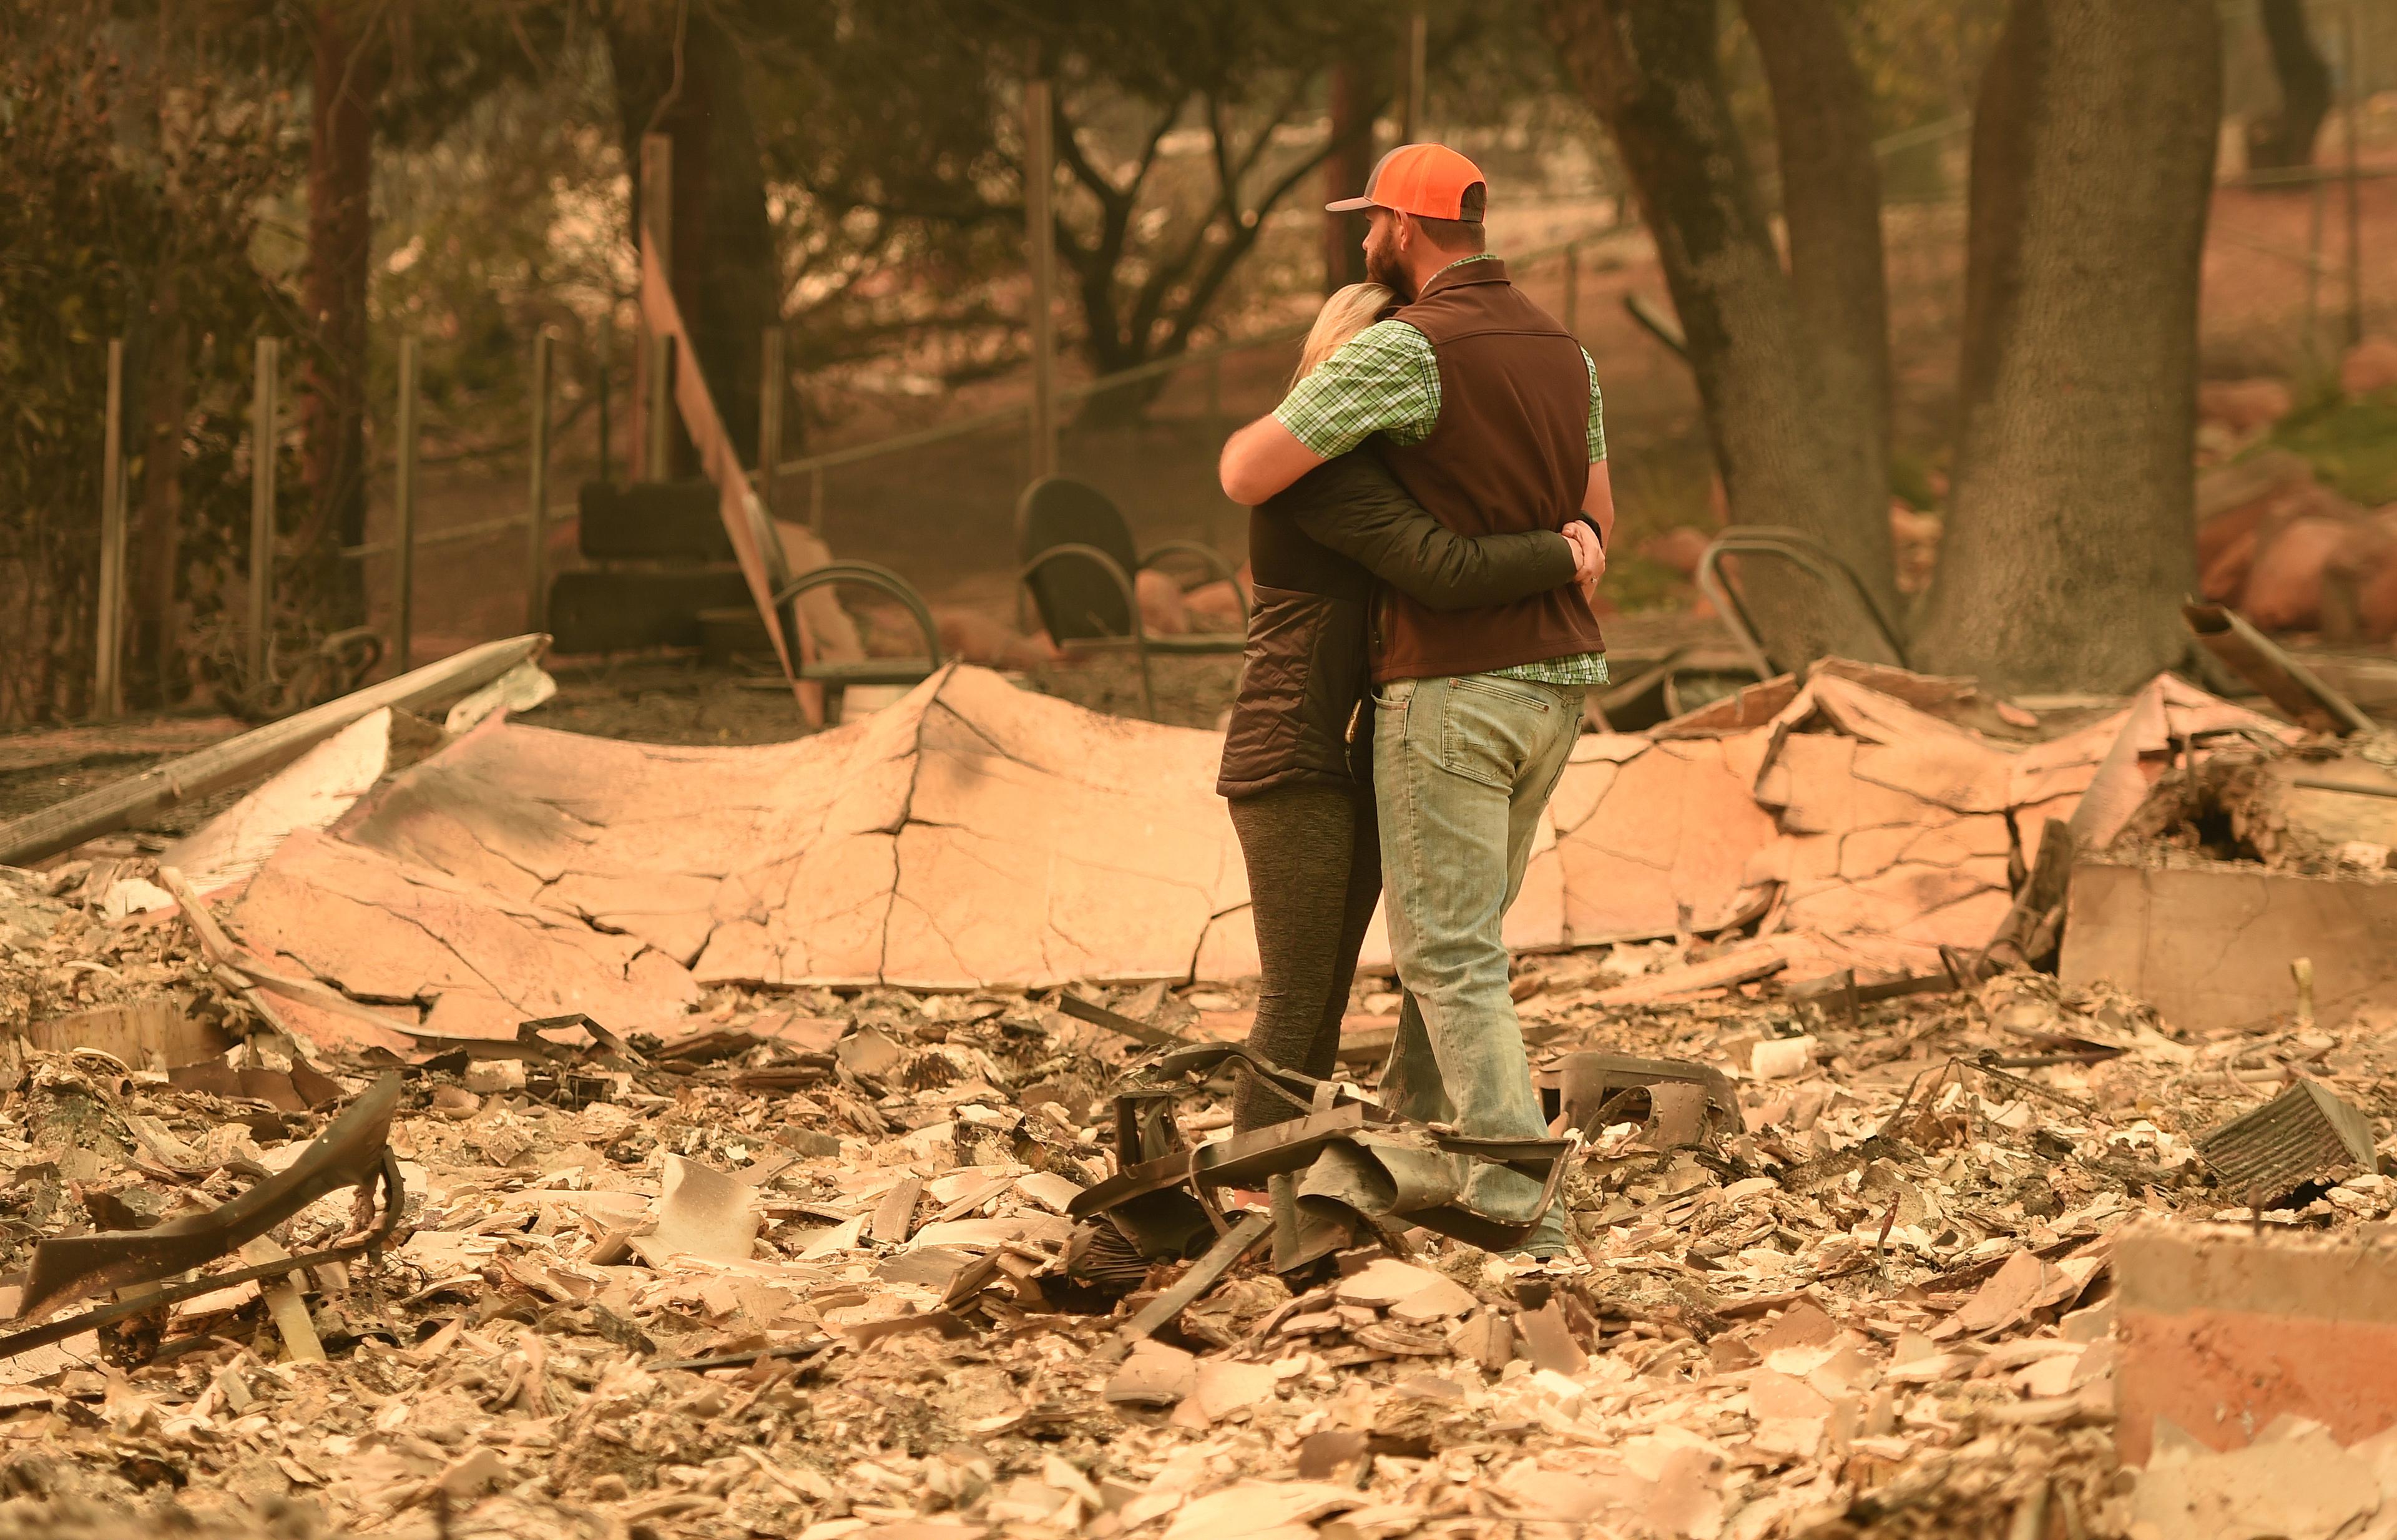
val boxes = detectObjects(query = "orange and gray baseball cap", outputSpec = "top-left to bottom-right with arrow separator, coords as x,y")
1326,143 -> 1488,222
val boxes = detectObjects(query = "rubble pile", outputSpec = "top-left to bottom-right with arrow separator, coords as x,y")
5,649 -> 2397,1539
0,889 -> 2391,1539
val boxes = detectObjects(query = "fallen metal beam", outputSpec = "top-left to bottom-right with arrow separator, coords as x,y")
1056,991 -> 1190,1049
2182,602 -> 2375,736
0,634 -> 549,868
1119,1211 -> 1273,1345
14,1074 -> 403,1323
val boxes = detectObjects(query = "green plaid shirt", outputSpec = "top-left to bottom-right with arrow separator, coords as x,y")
1276,254 -> 1609,687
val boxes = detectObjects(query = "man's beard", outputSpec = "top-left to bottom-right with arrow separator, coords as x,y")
1364,232 -> 1409,297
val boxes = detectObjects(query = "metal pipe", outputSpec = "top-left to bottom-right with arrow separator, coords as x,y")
526,328 -> 552,634
247,336 -> 280,697
96,338 -> 127,717
394,335 -> 419,675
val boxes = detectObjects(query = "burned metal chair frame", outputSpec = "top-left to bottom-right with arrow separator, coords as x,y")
1014,477 -> 1250,720
1077,1041 -> 1582,1257
0,1075 -> 408,1361
1695,526 -> 1910,680
775,560 -> 947,692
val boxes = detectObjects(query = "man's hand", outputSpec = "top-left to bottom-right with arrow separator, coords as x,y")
1562,519 -> 1607,586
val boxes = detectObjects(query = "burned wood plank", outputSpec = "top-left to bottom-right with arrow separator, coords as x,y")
2183,601 -> 2375,737
0,635 -> 547,868
1591,944 -> 1788,1006
1118,1211 -> 1273,1346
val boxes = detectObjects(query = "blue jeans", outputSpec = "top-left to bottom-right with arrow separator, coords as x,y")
1372,673 -> 1583,1253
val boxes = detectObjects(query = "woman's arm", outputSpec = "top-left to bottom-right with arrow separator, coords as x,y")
1272,454 -> 1579,612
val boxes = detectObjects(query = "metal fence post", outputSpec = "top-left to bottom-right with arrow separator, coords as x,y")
647,334 -> 674,484
526,328 -> 552,634
247,336 -> 280,697
1205,350 -> 1226,550
1026,74 -> 1059,484
640,132 -> 674,483
596,311 -> 613,487
2345,0 -> 2365,350
395,335 -> 419,674
1562,242 -> 1582,338
95,338 -> 127,717
2306,174 -> 2326,369
758,326 -> 785,519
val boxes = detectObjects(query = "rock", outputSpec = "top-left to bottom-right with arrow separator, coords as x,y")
1640,526 -> 1712,577
647,1154 -> 760,1263
1188,1359 -> 1279,1423
1750,1036 -> 1816,1080
1333,1258 -> 1446,1308
2243,503 -> 2365,630
2131,1421 -> 2380,1540
1951,1249 -> 2075,1335
1013,1171 -> 1085,1214
2199,378 -> 2295,434
1135,568 -> 1189,637
1386,1273 -> 1480,1322
1105,1341 -> 1196,1408
835,1027 -> 908,1081
2342,336 -> 2397,397
1158,1480 -> 1366,1540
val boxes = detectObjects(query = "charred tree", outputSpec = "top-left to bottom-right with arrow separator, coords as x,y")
132,265 -> 189,701
2248,0 -> 2331,172
296,3 -> 386,625
607,4 -> 780,469
1321,55 -> 1377,293
1911,0 -> 2221,691
1544,0 -> 1898,657
1738,0 -> 1892,467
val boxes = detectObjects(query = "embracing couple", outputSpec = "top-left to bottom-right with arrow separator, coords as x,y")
1213,143 -> 1611,1260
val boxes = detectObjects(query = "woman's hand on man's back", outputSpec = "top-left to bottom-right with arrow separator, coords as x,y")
1563,519 -> 1606,587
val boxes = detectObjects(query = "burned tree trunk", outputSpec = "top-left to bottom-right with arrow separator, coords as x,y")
607,5 -> 780,469
1544,0 -> 1898,660
297,3 -> 386,625
1911,0 -> 2220,692
1321,56 -> 1376,293
1738,0 -> 1892,469
133,265 -> 189,704
2248,0 -> 2331,172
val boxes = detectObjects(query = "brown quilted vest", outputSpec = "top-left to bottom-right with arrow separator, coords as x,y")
1371,258 -> 1607,682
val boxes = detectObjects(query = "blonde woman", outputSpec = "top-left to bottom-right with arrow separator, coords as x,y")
1216,282 -> 1596,1134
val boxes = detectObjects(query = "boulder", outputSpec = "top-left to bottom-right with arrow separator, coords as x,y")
2341,336 -> 2397,397
2197,377 -> 2294,434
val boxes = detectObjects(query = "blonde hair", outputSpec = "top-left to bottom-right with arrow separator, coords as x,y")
1293,282 -> 1398,384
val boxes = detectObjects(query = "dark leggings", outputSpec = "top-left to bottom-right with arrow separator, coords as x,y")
1227,780 -> 1384,1132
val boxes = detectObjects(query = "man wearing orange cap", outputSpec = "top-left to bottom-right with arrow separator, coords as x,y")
1218,143 -> 1611,1258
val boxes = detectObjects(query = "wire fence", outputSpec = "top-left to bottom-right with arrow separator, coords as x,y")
112,85 -> 2391,702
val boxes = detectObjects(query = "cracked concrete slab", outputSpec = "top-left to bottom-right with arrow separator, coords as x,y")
1551,667 -> 2282,981
219,662 -> 2294,1043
